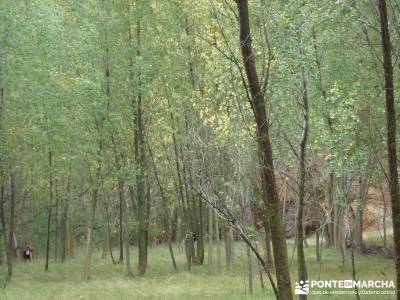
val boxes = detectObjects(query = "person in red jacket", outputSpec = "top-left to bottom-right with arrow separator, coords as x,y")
22,244 -> 34,261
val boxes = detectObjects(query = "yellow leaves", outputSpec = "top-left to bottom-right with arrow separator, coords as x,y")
270,56 -> 276,68
199,106 -> 211,124
239,122 -> 256,139
199,105 -> 233,138
208,115 -> 216,124
216,114 -> 230,137
150,1 -> 160,15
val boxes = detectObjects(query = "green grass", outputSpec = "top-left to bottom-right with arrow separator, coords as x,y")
0,235 -> 396,300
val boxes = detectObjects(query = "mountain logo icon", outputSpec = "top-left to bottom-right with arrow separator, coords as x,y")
295,280 -> 309,295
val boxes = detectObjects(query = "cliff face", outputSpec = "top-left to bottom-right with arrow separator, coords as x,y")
360,186 -> 392,231
253,177 -> 392,239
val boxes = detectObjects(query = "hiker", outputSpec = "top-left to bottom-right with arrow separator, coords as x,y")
153,236 -> 161,246
179,238 -> 186,252
186,232 -> 197,243
192,232 -> 197,243
22,244 -> 34,261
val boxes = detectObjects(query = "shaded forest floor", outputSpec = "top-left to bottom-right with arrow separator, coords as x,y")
0,233 -> 395,300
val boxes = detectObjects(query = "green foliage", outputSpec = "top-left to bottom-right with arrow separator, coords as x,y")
0,0 -> 398,279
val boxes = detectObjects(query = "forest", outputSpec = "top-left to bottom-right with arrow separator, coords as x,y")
0,0 -> 400,299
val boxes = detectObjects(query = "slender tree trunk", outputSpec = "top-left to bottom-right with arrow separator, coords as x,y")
60,178 -> 70,263
20,189 -> 29,252
134,18 -> 148,276
296,32 -> 309,300
225,225 -> 234,273
110,135 -> 126,263
119,178 -> 132,277
126,1 -> 147,275
118,181 -> 123,263
0,63 -> 10,278
234,1 -> 292,298
327,173 -> 335,247
84,188 -> 99,280
354,204 -> 363,252
67,222 -> 74,258
334,203 -> 339,248
168,208 -> 178,270
182,155 -> 197,265
350,233 -> 361,300
45,152 -> 53,271
355,177 -> 368,253
105,195 -> 116,264
262,219 -> 274,273
0,240 -> 2,266
338,204 -> 347,271
380,183 -> 388,248
83,148 -> 102,280
215,212 -> 221,273
8,172 -> 16,259
112,142 -> 124,264
101,219 -> 108,259
60,192 -> 68,262
54,181 -> 59,261
208,206 -> 214,275
1,184 -> 12,281
197,197 -> 205,264
124,221 -> 133,278
378,1 -> 400,297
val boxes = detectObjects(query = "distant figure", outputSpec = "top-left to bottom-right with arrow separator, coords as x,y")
192,232 -> 197,243
22,244 -> 34,261
180,238 -> 186,251
153,237 -> 162,246
185,232 -> 197,242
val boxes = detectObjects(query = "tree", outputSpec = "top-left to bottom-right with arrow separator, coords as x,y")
378,0 -> 400,297
296,30 -> 309,300
233,1 -> 293,299
44,152 -> 53,271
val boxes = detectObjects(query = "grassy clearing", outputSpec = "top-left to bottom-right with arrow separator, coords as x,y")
0,235 -> 396,300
